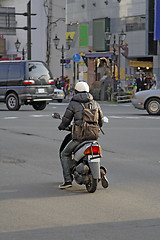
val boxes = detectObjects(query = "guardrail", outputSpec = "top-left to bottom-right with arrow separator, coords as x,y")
117,94 -> 133,103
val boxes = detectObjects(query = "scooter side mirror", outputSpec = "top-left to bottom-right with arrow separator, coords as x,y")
52,113 -> 61,119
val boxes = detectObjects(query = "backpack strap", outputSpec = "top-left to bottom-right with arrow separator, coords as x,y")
80,102 -> 92,109
80,102 -> 85,109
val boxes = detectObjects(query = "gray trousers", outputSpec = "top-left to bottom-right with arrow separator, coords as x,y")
60,139 -> 80,182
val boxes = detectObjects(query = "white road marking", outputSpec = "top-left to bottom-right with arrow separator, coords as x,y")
3,117 -> 18,119
30,115 -> 50,118
110,115 -> 160,120
50,103 -> 68,106
1,114 -> 160,121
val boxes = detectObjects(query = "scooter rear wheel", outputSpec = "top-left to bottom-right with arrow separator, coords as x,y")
85,174 -> 97,193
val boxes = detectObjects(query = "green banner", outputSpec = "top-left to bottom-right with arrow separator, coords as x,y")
79,25 -> 88,47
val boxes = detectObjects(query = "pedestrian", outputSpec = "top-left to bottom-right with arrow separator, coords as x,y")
58,81 -> 108,189
65,78 -> 70,97
136,73 -> 145,92
150,75 -> 156,89
59,76 -> 65,88
144,75 -> 151,90
55,78 -> 61,89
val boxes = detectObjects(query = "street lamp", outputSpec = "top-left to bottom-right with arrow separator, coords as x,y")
105,29 -> 126,92
15,39 -> 21,52
105,32 -> 117,92
14,38 -> 27,60
53,34 -> 73,84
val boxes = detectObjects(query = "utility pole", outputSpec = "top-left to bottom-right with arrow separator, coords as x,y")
27,0 -> 31,60
0,1 -> 36,60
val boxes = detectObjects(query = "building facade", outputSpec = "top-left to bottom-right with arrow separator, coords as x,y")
65,0 -> 159,90
0,0 -> 48,62
0,0 -> 67,79
0,0 -> 159,91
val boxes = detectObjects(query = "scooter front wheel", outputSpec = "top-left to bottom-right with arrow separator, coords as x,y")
85,174 -> 97,193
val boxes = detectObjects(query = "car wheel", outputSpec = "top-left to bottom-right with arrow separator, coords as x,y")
146,98 -> 160,115
57,99 -> 62,103
32,101 -> 47,110
6,93 -> 21,111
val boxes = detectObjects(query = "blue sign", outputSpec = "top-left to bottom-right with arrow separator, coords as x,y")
73,53 -> 81,62
65,64 -> 71,69
154,0 -> 160,40
65,59 -> 71,64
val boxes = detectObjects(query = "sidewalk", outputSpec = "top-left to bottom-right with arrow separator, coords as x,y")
63,94 -> 116,104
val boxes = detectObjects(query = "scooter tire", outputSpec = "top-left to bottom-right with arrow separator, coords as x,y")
85,174 -> 97,193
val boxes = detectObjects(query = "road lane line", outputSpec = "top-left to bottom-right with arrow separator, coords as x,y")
3,117 -> 18,119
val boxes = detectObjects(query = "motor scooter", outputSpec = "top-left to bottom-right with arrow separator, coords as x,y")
52,113 -> 109,193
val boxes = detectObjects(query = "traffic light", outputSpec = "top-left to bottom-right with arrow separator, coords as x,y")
121,42 -> 128,57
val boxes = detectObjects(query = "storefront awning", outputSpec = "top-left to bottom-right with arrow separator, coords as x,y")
85,52 -> 113,58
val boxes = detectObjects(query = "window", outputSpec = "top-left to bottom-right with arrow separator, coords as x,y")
93,17 -> 110,51
8,64 -> 22,79
126,16 -> 146,32
27,62 -> 53,85
0,64 -> 8,79
0,7 -> 16,35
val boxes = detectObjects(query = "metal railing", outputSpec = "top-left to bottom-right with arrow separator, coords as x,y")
117,94 -> 133,103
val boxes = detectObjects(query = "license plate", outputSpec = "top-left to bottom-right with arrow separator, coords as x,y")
38,88 -> 45,93
88,157 -> 100,163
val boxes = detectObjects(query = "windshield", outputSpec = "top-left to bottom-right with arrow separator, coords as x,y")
27,61 -> 53,85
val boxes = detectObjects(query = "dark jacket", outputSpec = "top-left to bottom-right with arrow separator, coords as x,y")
136,77 -> 145,91
58,92 -> 104,140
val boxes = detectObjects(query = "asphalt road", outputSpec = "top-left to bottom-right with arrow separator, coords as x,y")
0,101 -> 160,240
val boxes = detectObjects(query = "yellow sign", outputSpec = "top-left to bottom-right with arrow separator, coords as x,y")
66,32 -> 75,40
129,60 -> 153,68
80,52 -> 85,56
120,68 -> 125,80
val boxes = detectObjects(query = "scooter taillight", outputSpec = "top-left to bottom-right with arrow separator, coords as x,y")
84,146 -> 102,155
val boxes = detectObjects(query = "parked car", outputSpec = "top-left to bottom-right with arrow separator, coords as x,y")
53,88 -> 65,102
131,89 -> 160,115
0,60 -> 54,111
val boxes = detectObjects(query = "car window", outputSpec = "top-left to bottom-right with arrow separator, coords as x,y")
0,64 -> 8,79
8,64 -> 22,80
27,62 -> 53,85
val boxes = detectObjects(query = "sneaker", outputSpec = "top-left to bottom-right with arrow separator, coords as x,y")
101,175 -> 109,188
100,168 -> 109,188
59,182 -> 72,189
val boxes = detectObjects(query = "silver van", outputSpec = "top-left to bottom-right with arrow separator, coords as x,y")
0,60 -> 54,110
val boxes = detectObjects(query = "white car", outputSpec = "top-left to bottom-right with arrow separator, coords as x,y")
131,89 -> 160,115
53,88 -> 65,102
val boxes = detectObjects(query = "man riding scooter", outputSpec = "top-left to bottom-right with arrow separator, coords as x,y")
58,81 -> 109,189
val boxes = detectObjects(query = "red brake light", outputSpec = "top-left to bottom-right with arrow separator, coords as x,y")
84,146 -> 102,155
24,80 -> 35,85
48,80 -> 54,84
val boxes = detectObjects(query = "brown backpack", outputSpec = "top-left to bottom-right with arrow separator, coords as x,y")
74,103 -> 100,142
